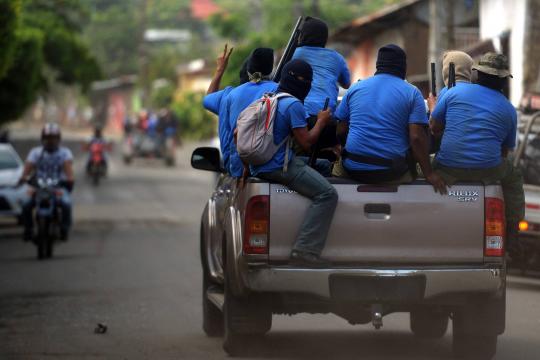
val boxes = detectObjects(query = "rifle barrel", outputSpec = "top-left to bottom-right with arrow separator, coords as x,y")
449,62 -> 456,89
430,62 -> 437,96
272,16 -> 304,82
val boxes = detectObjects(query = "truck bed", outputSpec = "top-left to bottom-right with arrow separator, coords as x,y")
266,179 -> 488,265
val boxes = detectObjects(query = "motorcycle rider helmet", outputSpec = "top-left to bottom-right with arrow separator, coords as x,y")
41,123 -> 61,153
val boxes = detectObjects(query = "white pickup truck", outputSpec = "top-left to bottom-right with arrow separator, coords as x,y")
193,146 -> 507,360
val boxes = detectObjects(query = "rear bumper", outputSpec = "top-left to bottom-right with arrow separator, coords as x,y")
246,267 -> 504,300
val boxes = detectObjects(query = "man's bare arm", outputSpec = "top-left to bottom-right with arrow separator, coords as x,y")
292,109 -> 331,152
207,44 -> 233,95
409,124 -> 447,194
19,162 -> 34,183
63,160 -> 74,182
429,118 -> 445,139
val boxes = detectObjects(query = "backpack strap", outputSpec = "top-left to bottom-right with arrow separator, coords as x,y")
268,92 -> 294,173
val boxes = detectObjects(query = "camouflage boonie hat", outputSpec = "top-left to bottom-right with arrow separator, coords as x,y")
472,52 -> 512,78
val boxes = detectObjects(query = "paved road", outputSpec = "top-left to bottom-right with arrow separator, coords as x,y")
1,141 -> 540,359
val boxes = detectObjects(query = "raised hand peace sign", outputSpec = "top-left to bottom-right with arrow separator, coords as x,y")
216,43 -> 234,74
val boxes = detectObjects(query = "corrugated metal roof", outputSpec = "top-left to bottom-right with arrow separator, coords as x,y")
331,0 -> 423,43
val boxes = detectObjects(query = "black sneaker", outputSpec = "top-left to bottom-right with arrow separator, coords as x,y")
289,250 -> 331,268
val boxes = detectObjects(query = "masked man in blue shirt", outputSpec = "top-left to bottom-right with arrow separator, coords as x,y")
203,44 -> 250,172
251,59 -> 337,268
224,48 -> 278,178
292,17 -> 351,153
436,50 -> 473,101
333,44 -> 446,193
430,52 -> 524,252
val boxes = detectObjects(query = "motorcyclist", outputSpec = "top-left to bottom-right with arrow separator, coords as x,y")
19,123 -> 74,241
157,107 -> 179,142
86,126 -> 109,174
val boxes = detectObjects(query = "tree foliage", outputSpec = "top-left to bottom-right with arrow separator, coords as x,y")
172,91 -> 216,140
0,0 -> 21,80
210,0 -> 402,87
0,0 -> 101,125
85,0 -> 209,82
0,28 -> 44,123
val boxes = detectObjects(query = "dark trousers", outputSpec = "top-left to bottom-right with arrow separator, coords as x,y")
22,190 -> 72,234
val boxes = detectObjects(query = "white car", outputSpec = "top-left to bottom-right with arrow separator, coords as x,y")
0,144 -> 28,220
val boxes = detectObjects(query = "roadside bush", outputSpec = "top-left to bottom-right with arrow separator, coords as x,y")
0,28 -> 44,123
0,0 -> 21,80
150,82 -> 175,109
171,91 -> 216,141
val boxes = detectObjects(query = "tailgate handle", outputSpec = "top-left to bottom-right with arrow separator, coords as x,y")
364,204 -> 391,220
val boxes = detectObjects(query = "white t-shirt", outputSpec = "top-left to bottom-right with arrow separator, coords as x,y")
27,146 -> 73,180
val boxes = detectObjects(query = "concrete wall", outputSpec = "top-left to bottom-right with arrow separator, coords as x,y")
480,0 -> 527,105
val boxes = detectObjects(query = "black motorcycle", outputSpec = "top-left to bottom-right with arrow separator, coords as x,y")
32,177 -> 64,259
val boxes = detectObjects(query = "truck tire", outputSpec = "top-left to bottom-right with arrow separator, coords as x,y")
222,278 -> 271,356
200,224 -> 224,337
202,275 -> 224,337
453,311 -> 498,360
410,309 -> 449,338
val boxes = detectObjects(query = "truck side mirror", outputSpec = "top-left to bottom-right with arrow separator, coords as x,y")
191,147 -> 222,172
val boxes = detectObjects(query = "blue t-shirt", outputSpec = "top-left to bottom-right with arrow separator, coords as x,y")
203,86 -> 234,170
250,97 -> 307,175
431,83 -> 517,169
224,80 -> 278,177
292,46 -> 350,115
335,73 -> 428,171
436,81 -> 469,104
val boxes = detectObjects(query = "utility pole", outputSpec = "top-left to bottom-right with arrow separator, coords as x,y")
428,0 -> 455,90
249,0 -> 262,32
138,0 -> 150,107
445,0 -> 455,49
311,0 -> 321,17
293,0 -> 303,19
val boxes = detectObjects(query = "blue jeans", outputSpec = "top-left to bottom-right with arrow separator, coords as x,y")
258,158 -> 338,255
22,188 -> 72,234
296,156 -> 333,177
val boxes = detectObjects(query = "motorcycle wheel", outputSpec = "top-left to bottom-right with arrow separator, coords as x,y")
92,170 -> 100,186
36,218 -> 49,260
45,234 -> 53,258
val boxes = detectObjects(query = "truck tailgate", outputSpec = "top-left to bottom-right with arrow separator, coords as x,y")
269,183 -> 485,264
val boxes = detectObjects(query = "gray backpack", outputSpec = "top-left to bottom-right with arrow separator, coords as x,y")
236,92 -> 293,171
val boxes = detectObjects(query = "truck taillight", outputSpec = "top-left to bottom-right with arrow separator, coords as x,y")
485,197 -> 505,257
244,195 -> 269,254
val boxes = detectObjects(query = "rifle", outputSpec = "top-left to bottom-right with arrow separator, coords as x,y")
430,62 -> 437,96
448,62 -> 456,88
272,16 -> 304,82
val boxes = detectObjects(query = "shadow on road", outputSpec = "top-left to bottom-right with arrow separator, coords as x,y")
204,330 -> 454,359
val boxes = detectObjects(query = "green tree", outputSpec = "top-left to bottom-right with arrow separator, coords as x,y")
0,28 -> 44,123
85,0 -> 140,78
0,0 -> 101,125
0,0 -> 21,80
210,0 -> 403,87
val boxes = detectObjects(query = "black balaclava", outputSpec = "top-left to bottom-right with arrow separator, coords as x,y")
476,71 -> 506,92
374,44 -> 407,79
239,56 -> 250,84
247,48 -> 274,82
277,59 -> 313,102
298,17 -> 328,48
